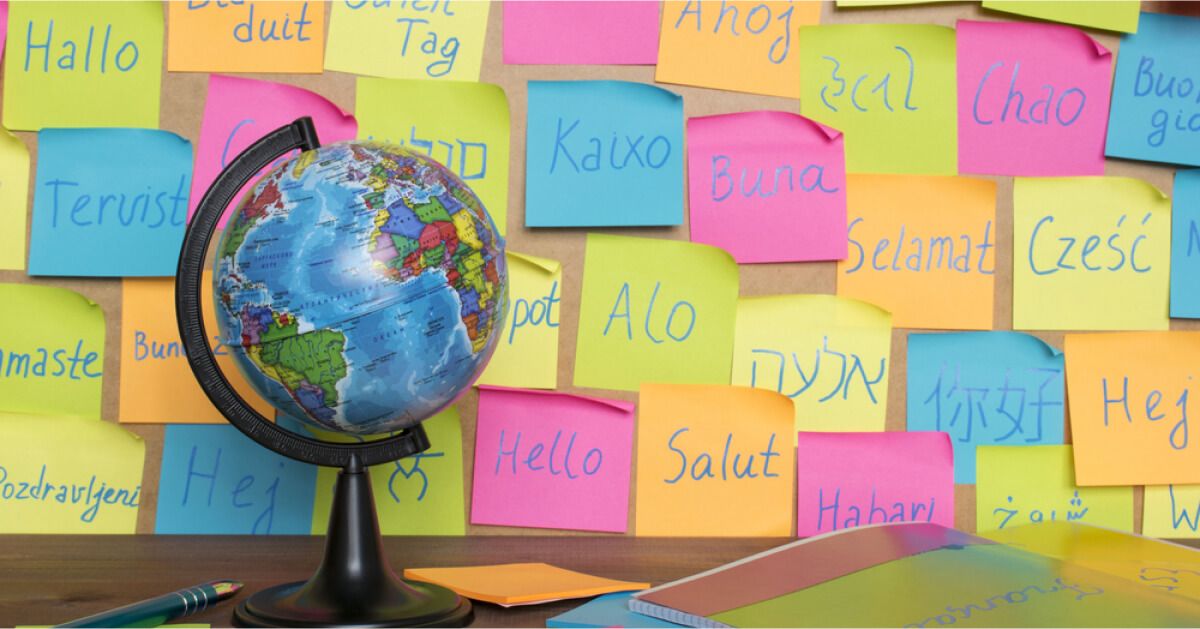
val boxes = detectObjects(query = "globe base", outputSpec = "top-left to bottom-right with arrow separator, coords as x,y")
233,579 -> 473,628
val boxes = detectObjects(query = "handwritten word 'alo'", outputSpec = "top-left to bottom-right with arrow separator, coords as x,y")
820,47 -> 917,114
0,464 -> 140,523
749,338 -> 886,405
604,282 -> 696,344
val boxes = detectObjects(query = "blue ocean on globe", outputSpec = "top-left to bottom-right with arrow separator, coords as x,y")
213,141 -> 507,435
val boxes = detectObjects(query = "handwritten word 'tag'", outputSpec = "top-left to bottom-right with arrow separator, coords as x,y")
1103,375 -> 1193,451
343,0 -> 461,78
992,490 -> 1089,529
819,46 -> 917,113
922,365 -> 1063,445
671,0 -> 797,65
748,337 -> 886,405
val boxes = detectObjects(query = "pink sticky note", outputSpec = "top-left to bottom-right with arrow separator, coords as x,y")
0,2 -> 8,61
796,432 -> 954,536
190,75 -> 357,227
687,111 -> 846,264
472,386 -> 634,533
502,1 -> 659,65
956,20 -> 1112,176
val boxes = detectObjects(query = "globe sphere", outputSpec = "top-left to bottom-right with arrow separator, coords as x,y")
213,141 -> 507,435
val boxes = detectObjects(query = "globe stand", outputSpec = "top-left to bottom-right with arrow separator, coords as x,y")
175,118 -> 472,628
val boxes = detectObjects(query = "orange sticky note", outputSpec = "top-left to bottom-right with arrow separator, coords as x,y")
635,383 -> 795,537
403,563 -> 649,606
167,1 -> 326,73
119,275 -> 273,424
836,174 -> 996,329
1066,332 -> 1200,486
656,1 -> 820,98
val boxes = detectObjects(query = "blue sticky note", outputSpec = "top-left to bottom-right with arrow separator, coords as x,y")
547,593 -> 682,629
155,424 -> 317,535
28,128 -> 192,277
525,81 -> 683,227
1105,12 -> 1200,167
906,332 -> 1064,484
1172,170 -> 1200,318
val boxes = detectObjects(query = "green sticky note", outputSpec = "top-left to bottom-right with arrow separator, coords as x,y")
799,24 -> 958,174
3,1 -> 164,130
356,78 -> 510,236
0,128 -> 30,270
311,407 -> 466,536
574,234 -> 738,392
0,284 -> 105,418
983,1 -> 1140,33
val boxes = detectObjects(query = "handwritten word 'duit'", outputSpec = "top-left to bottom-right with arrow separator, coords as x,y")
186,1 -> 316,44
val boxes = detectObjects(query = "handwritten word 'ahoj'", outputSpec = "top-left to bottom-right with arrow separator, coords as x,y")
671,1 -> 796,66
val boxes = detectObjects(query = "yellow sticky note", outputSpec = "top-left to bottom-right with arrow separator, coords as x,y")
167,1 -> 326,73
732,295 -> 891,432
1065,332 -> 1200,486
975,445 -> 1133,534
1145,485 -> 1200,539
635,383 -> 795,537
0,413 -> 144,533
325,1 -> 489,81
0,129 -> 30,271
574,235 -> 738,392
1014,177 -> 1170,331
656,1 -> 821,98
119,276 -> 274,424
3,1 -> 163,130
799,24 -> 957,174
355,78 -> 509,236
837,175 -> 996,329
311,407 -> 465,536
404,563 -> 649,606
983,1 -> 1140,33
0,284 -> 104,418
476,252 -> 560,390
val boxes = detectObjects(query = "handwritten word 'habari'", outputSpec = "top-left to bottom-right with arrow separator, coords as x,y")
815,487 -> 935,532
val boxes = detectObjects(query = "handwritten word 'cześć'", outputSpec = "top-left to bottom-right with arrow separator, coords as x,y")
20,19 -> 143,74
508,280 -> 559,345
1027,212 -> 1156,275
0,340 -> 101,381
1133,56 -> 1200,147
845,219 -> 996,275
670,0 -> 797,65
815,487 -> 937,532
44,176 -> 190,230
748,338 -> 886,406
1103,375 -> 1193,451
922,365 -> 1063,444
0,464 -> 140,523
185,1 -> 317,44
970,61 -> 1088,128
492,429 -> 603,479
664,428 -> 782,483
343,0 -> 463,78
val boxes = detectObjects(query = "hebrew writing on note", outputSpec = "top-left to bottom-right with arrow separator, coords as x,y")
0,129 -> 29,271
167,1 -> 325,73
1173,170 -> 1200,318
476,252 -> 561,390
503,1 -> 659,65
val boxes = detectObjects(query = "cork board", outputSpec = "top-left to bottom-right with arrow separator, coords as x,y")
0,1 -> 1194,537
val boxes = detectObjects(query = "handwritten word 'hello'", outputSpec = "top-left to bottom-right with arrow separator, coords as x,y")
493,429 -> 602,479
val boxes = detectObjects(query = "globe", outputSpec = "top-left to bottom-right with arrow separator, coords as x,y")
212,140 -> 507,436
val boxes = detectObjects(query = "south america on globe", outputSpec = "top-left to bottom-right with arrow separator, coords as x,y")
214,141 -> 507,435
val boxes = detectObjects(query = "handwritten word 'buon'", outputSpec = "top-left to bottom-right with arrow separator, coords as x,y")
550,118 -> 672,175
21,20 -> 141,74
1133,56 -> 1200,147
1027,213 -> 1155,275
0,464 -> 140,523
664,428 -> 781,483
0,340 -> 101,380
44,176 -> 190,230
671,1 -> 796,65
972,61 -> 1086,127
846,219 -> 995,275
493,429 -> 602,479
186,1 -> 316,44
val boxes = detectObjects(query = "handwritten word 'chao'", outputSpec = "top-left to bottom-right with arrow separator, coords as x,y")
972,61 -> 1087,128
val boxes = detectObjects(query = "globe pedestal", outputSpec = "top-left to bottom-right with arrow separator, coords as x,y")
235,449 -> 473,628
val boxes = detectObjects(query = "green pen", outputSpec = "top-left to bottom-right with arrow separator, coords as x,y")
54,580 -> 243,628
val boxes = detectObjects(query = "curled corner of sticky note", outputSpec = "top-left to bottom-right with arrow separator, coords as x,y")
478,384 -> 634,414
509,251 -> 561,276
1012,330 -> 1064,358
1114,175 -> 1171,202
212,73 -> 358,131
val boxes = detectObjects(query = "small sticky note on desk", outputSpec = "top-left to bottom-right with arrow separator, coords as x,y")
1173,170 -> 1200,318
167,1 -> 325,73
476,252 -> 561,390
3,1 -> 163,130
0,128 -> 30,271
982,1 -> 1140,34
403,563 -> 649,606
503,1 -> 659,65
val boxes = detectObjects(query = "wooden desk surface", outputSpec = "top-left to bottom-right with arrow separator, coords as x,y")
0,535 -> 789,628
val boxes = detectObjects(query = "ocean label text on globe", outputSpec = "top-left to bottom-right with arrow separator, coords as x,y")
214,142 -> 507,435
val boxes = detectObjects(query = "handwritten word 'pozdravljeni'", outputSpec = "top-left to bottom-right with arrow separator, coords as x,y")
0,464 -> 140,523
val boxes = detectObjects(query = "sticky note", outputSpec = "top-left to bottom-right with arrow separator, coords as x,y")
0,128 -> 30,271
795,432 -> 954,536
574,235 -> 738,392
119,276 -> 274,424
476,252 -> 561,390
311,407 -> 465,536
687,111 -> 846,264
635,383 -> 794,537
976,445 -> 1133,534
1173,171 -> 1200,318
837,174 -> 996,329
548,592 -> 682,629
1013,177 -> 1170,331
956,20 -> 1111,176
1145,486 -> 1200,539
656,1 -> 821,98
1065,332 -> 1200,486
356,78 -> 509,236
472,386 -> 634,533
798,24 -> 957,174
325,1 -> 488,81
167,1 -> 324,73
503,1 -> 659,65
0,284 -> 103,419
190,74 -> 357,228
0,413 -> 143,534
907,331 -> 1065,484
1106,13 -> 1200,166
983,1 -> 1140,33
3,1 -> 163,130
28,129 -> 191,277
156,424 -> 317,535
404,563 -> 650,606
525,81 -> 683,227
731,294 -> 891,433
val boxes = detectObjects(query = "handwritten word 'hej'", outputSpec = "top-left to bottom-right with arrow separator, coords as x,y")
368,128 -> 488,181
45,176 -> 190,229
1103,375 -> 1192,450
671,0 -> 796,64
846,219 -> 995,275
749,338 -> 886,405
1028,213 -> 1155,275
820,47 -> 917,113
604,282 -> 696,343
550,119 -> 671,175
972,62 -> 1086,127
710,155 -> 838,202
509,280 -> 559,344
1133,56 -> 1200,147
494,429 -> 602,478
816,488 -> 935,532
923,365 -> 1063,444
0,464 -> 140,523
0,340 -> 101,381
182,445 -> 286,534
664,428 -> 781,483
22,19 -> 142,74
905,578 -> 1104,628
187,1 -> 316,44
343,0 -> 461,78
993,491 -> 1089,529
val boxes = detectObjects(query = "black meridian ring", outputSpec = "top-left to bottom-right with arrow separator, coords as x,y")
175,117 -> 428,468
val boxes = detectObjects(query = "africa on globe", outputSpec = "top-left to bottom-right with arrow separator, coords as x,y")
213,141 -> 507,436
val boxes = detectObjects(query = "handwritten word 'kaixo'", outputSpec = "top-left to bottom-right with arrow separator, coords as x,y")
993,490 -> 1089,529
922,365 -> 1063,444
0,464 -> 140,523
710,155 -> 839,202
972,61 -> 1087,128
664,428 -> 781,483
1103,375 -> 1193,450
1028,213 -> 1156,275
550,119 -> 672,175
749,337 -> 886,405
493,429 -> 603,479
604,282 -> 696,343
671,1 -> 796,65
343,0 -> 461,78
186,1 -> 316,44
1133,56 -> 1200,147
819,46 -> 918,113
21,19 -> 143,74
815,487 -> 936,532
846,219 -> 996,275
